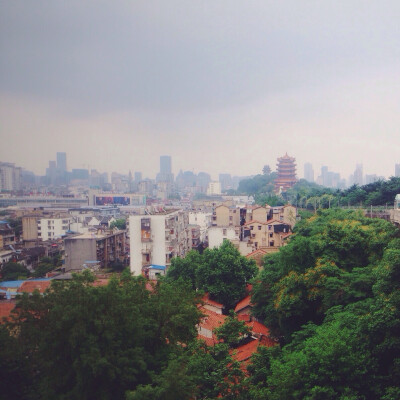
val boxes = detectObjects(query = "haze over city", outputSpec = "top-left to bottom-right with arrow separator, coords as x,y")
1,1 -> 399,180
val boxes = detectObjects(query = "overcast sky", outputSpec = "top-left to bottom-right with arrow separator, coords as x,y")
1,1 -> 399,181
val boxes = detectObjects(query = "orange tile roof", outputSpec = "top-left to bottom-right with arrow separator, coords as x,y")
237,314 -> 251,322
202,293 -> 224,309
245,320 -> 270,336
198,307 -> 227,332
234,295 -> 252,313
232,338 -> 260,362
245,249 -> 268,257
0,302 -> 15,322
197,334 -> 221,347
17,280 -> 52,294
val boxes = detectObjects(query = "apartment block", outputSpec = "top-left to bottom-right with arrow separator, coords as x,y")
64,230 -> 126,271
212,205 -> 240,227
129,209 -> 190,276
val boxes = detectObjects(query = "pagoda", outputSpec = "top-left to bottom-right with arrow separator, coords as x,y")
274,153 -> 297,192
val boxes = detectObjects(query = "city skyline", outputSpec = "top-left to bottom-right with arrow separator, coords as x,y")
1,2 -> 400,180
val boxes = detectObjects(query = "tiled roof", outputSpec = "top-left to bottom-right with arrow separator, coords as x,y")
234,295 -> 252,313
18,280 -> 52,293
245,249 -> 268,257
0,302 -> 15,322
245,320 -> 270,336
232,338 -> 260,362
198,307 -> 227,332
202,293 -> 224,309
197,334 -> 221,347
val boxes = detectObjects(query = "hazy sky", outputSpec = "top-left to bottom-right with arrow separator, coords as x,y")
1,1 -> 399,181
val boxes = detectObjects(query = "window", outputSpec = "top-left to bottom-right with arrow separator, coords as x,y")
223,229 -> 227,235
270,233 -> 273,238
258,225 -> 261,230
250,226 -> 254,230
229,216 -> 233,220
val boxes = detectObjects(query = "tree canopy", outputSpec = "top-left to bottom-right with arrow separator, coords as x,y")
166,241 -> 258,310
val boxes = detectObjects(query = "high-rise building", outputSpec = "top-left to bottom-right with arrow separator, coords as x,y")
0,162 -> 21,191
353,164 -> 363,186
160,156 -> 171,174
56,152 -> 67,172
395,164 -> 400,177
304,163 -> 314,182
274,153 -> 297,192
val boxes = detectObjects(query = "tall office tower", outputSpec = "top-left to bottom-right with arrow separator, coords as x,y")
274,153 -> 297,192
160,156 -> 172,174
134,172 -> 142,182
56,152 -> 67,172
395,163 -> 400,177
304,163 -> 314,182
353,164 -> 363,186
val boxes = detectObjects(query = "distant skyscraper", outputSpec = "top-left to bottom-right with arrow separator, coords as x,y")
353,164 -> 363,186
160,156 -> 171,174
304,163 -> 314,182
56,152 -> 67,172
395,163 -> 400,177
134,172 -> 142,182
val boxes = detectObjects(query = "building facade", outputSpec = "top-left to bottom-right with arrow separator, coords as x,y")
129,209 -> 190,276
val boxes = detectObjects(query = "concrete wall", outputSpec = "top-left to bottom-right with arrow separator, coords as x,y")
64,238 -> 96,271
129,216 -> 143,276
208,226 -> 239,248
22,216 -> 38,241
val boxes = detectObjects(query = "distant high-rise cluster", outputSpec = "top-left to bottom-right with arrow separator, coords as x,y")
274,153 -> 297,192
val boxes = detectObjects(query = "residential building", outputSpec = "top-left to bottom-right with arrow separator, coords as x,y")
129,209 -> 190,276
0,222 -> 15,249
207,181 -> 221,196
207,226 -> 240,249
212,205 -> 240,227
0,162 -> 21,191
188,211 -> 212,241
64,230 -> 126,271
395,164 -> 400,177
38,217 -> 72,241
274,153 -> 297,192
242,220 -> 291,253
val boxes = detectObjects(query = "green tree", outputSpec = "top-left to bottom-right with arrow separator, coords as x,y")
1,262 -> 30,281
196,241 -> 258,310
110,218 -> 126,230
214,311 -> 251,347
7,272 -> 202,400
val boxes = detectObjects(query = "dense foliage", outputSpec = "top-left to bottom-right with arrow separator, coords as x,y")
2,210 -> 399,399
250,209 -> 400,398
1,261 -> 30,281
237,174 -> 400,208
166,241 -> 258,310
2,272 -> 202,399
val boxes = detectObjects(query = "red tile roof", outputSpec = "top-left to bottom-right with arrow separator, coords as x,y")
245,249 -> 268,258
198,307 -> 227,332
0,302 -> 15,322
202,293 -> 224,309
232,338 -> 260,362
17,280 -> 52,294
234,295 -> 252,313
245,320 -> 270,336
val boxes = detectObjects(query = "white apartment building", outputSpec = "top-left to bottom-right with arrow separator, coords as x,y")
38,217 -> 72,241
129,209 -> 190,276
207,226 -> 240,249
207,181 -> 221,196
0,162 -> 21,191
189,211 -> 212,242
